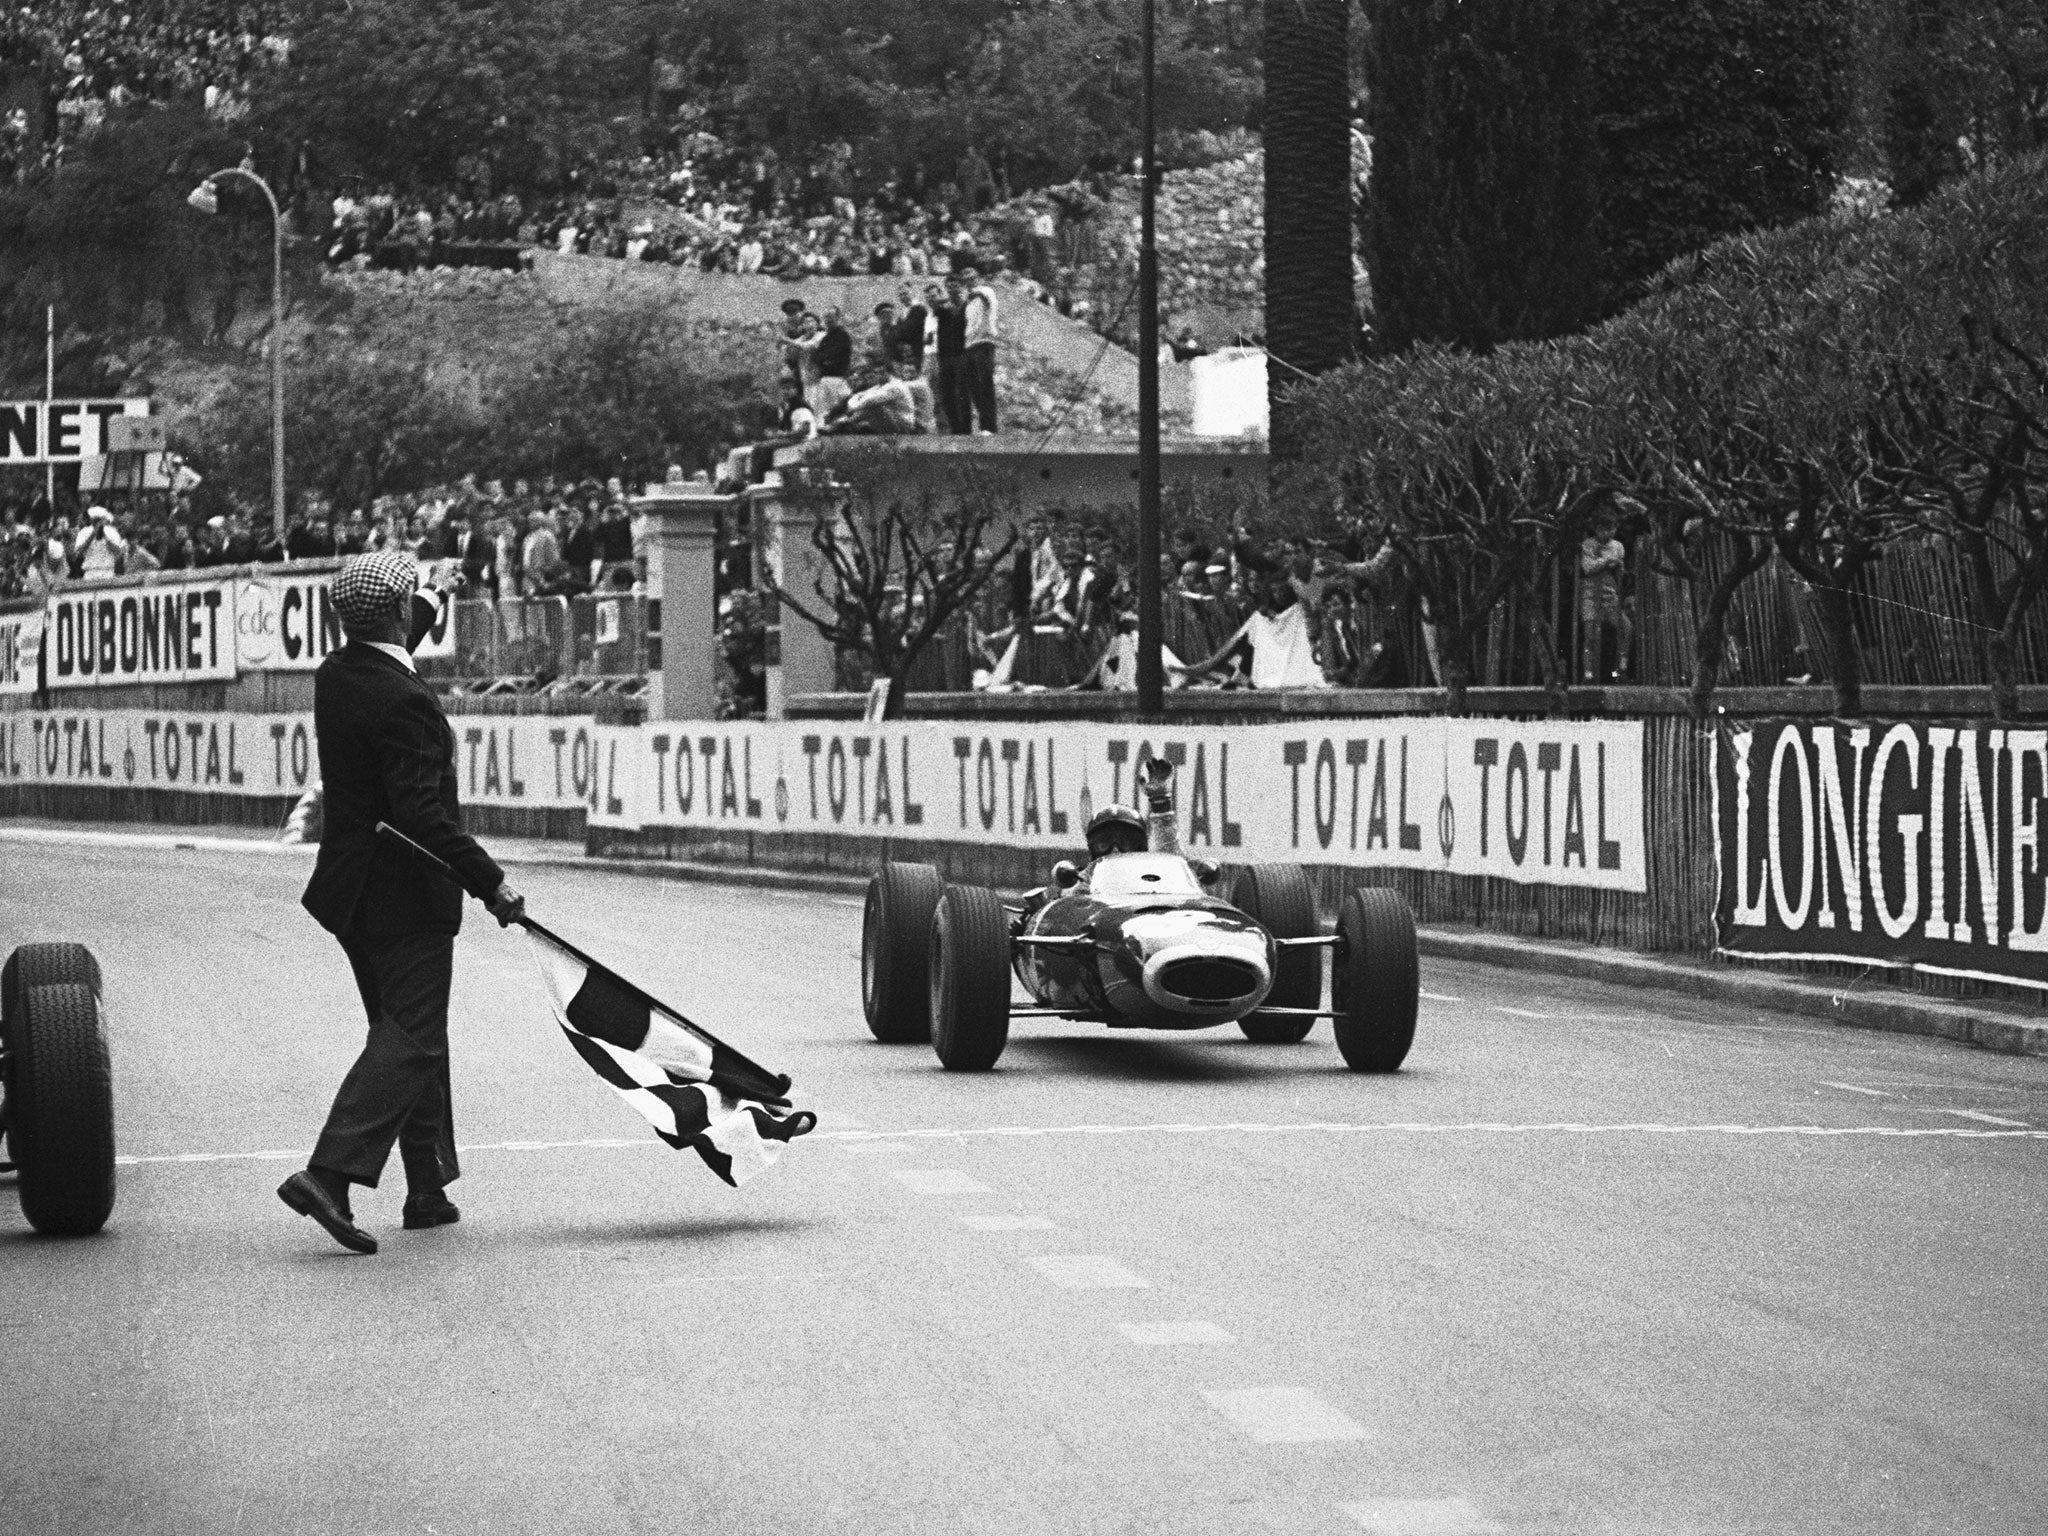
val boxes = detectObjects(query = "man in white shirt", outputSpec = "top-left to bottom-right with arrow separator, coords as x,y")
958,265 -> 1000,433
73,506 -> 126,580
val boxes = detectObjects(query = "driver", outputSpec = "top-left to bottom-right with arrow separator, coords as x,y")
1083,804 -> 1147,866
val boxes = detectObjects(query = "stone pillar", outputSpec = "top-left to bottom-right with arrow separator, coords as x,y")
633,483 -> 728,720
750,476 -> 842,717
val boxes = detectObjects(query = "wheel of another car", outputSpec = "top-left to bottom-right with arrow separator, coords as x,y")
2,942 -> 103,1019
1231,864 -> 1319,1043
929,885 -> 1013,1071
8,981 -> 116,1236
1332,887 -> 1419,1073
862,863 -> 944,1043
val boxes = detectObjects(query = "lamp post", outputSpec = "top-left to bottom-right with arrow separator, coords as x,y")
188,167 -> 286,546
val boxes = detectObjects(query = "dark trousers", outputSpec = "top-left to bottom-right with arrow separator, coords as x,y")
963,344 -> 998,432
311,931 -> 460,1191
936,355 -> 970,434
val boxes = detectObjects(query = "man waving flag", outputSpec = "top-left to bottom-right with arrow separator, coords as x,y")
525,926 -> 816,1187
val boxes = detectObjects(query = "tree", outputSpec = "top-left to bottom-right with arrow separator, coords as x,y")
767,463 -> 1018,719
252,0 -> 653,196
1362,0 -> 1602,354
1585,0 -> 1852,310
1881,0 -> 2048,206
1263,0 -> 1355,461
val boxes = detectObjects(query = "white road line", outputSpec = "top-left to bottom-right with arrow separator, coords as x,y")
1202,1387 -> 1365,1443
891,1169 -> 992,1194
1341,1497 -> 1501,1534
827,897 -> 864,907
959,1214 -> 1057,1231
112,1119 -> 2048,1167
1936,1108 -> 2030,1127
1119,1320 -> 1233,1345
1820,1081 -> 1891,1097
1418,990 -> 1463,1003
1026,1254 -> 1150,1289
1494,1006 -> 1552,1019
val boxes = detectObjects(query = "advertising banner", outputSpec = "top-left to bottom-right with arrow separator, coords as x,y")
0,709 -> 596,812
1712,720 -> 2048,988
0,608 -> 42,696
42,581 -> 236,689
593,716 -> 1647,891
0,398 -> 149,465
232,573 -> 343,671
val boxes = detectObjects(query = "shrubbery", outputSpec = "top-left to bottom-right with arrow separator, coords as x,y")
1292,153 -> 2048,718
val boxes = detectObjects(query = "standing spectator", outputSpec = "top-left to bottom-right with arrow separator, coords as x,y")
959,265 -> 999,434
863,303 -> 897,371
520,511 -> 571,596
1579,510 -> 1633,682
813,307 -> 854,420
72,506 -> 126,579
932,279 -> 970,433
595,501 -> 636,588
563,500 -> 599,586
895,283 -> 929,373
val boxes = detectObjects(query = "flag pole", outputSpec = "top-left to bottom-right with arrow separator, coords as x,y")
373,821 -> 793,1101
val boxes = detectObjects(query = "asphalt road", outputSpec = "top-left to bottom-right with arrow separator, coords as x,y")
0,837 -> 2043,1536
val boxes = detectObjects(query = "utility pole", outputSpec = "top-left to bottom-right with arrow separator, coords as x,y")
1135,0 -> 1164,715
188,167 -> 286,545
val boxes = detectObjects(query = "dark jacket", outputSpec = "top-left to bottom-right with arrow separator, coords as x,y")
816,324 -> 853,378
302,643 -> 504,939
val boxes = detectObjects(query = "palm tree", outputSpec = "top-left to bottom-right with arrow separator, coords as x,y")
1262,0 -> 1356,464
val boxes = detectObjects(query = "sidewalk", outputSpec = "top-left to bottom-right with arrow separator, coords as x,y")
5,821 -> 2041,1059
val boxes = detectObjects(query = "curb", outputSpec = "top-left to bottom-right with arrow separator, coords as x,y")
6,825 -> 2042,1059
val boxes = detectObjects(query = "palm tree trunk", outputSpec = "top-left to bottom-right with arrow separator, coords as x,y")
1263,0 -> 1354,464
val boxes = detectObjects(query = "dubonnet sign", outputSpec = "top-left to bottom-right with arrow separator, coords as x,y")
1713,720 -> 2048,987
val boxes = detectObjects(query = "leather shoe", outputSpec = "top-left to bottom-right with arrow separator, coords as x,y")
278,1170 -> 378,1254
402,1190 -> 460,1230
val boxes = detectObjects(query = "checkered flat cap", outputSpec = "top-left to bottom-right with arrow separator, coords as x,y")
332,550 -> 419,632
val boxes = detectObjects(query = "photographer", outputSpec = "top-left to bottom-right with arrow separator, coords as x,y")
71,506 -> 126,581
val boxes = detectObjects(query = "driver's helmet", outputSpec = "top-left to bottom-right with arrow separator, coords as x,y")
1085,804 -> 1147,859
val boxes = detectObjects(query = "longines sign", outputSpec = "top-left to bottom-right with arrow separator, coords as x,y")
1713,720 -> 2048,988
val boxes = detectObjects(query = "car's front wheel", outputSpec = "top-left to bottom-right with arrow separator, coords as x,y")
6,977 -> 116,1236
930,885 -> 1013,1071
1332,888 -> 1419,1073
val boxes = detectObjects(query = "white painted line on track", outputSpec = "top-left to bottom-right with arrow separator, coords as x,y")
1026,1254 -> 1149,1289
892,1169 -> 993,1194
1820,1081 -> 1891,1097
0,826 -> 312,856
959,1214 -> 1057,1231
1418,990 -> 1463,1003
1203,1387 -> 1365,1443
1119,1320 -> 1233,1345
1493,1006 -> 1552,1019
1341,1496 -> 1501,1534
827,897 -> 863,907
112,1119 -> 2048,1167
1936,1108 -> 2029,1127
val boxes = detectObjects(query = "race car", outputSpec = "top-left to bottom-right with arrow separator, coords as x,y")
860,761 -> 1420,1073
0,943 -> 116,1236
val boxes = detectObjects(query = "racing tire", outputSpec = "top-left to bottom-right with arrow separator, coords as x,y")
1332,888 -> 1419,1073
1231,864 -> 1319,1043
2,942 -> 104,1020
929,885 -> 1013,1072
8,982 -> 116,1236
863,863 -> 944,1043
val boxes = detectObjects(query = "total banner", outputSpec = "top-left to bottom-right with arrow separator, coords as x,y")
1712,719 -> 2048,987
0,708 -> 599,811
590,716 -> 1648,891
0,608 -> 41,696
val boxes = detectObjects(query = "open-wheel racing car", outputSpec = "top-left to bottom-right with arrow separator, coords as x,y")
0,942 -> 115,1235
860,759 -> 1420,1073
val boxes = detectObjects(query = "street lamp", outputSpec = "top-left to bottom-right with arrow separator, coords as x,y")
188,167 -> 286,547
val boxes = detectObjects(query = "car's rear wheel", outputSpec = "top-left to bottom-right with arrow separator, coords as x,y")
1231,864 -> 1319,1043
863,863 -> 944,1043
930,885 -> 1013,1071
7,981 -> 116,1235
1332,887 -> 1419,1073
2,942 -> 103,1016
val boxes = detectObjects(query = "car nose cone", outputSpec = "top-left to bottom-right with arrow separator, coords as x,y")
1128,920 -> 1273,1016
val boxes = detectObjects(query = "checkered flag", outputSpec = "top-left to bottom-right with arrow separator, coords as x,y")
525,928 -> 816,1187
